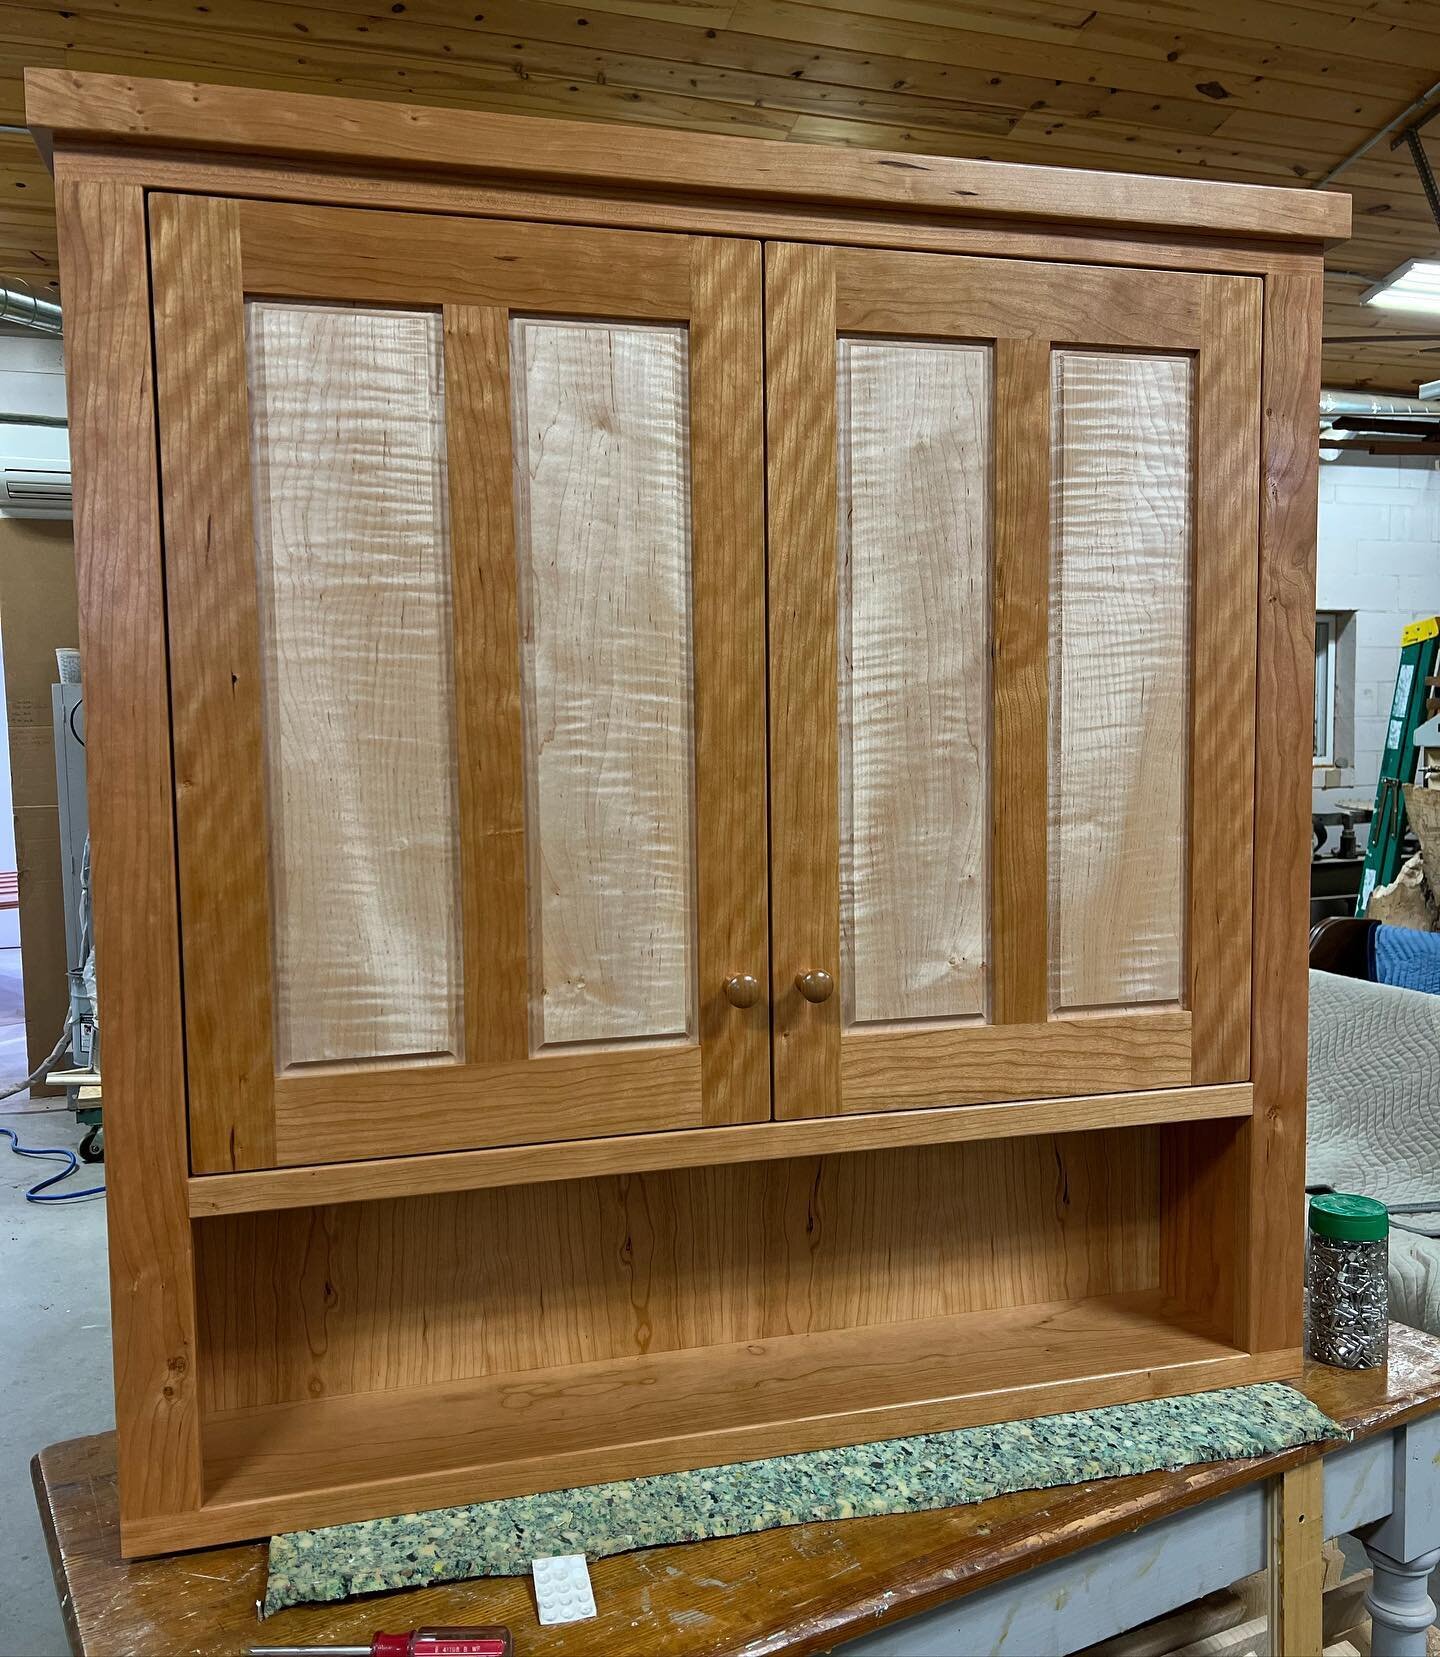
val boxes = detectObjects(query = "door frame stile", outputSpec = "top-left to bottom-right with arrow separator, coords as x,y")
149,192 -> 277,1173
764,242 -> 842,1121
991,337 -> 1052,1026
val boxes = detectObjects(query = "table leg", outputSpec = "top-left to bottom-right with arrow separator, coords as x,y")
1269,1459 -> 1325,1657
1362,1544 -> 1440,1657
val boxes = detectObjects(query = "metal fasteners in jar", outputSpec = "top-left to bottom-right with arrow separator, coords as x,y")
1306,1191 -> 1389,1371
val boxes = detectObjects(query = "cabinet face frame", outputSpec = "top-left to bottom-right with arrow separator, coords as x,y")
766,243 -> 1262,1121
148,195 -> 772,1173
40,72 -> 1332,1556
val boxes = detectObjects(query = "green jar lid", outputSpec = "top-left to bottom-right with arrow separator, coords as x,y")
1309,1192 -> 1389,1242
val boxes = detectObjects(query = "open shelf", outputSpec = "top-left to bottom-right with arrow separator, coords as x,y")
131,1288 -> 1293,1554
186,1081 -> 1253,1217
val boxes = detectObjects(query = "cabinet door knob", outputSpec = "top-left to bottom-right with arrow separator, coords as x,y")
794,969 -> 835,1004
723,973 -> 762,1009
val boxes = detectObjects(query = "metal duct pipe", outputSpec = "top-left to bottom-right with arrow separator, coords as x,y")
0,283 -> 61,335
1321,388 -> 1440,419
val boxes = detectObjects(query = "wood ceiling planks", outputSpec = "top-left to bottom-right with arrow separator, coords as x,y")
0,0 -> 1437,388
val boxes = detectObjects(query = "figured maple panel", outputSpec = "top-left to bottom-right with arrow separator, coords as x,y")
837,338 -> 990,1027
1049,350 -> 1191,1013
511,317 -> 696,1050
246,301 -> 462,1069
194,1127 -> 1158,1411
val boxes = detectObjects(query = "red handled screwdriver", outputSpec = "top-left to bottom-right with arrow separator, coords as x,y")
251,1629 -> 512,1657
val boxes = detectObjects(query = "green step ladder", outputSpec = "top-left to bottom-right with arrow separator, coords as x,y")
1357,615 -> 1440,914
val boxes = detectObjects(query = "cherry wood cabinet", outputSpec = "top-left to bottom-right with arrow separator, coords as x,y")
28,67 -> 1348,1557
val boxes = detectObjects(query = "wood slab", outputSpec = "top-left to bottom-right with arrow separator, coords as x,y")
32,1324 -> 1440,1657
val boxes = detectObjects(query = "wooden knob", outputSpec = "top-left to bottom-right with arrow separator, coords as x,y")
723,974 -> 762,1009
794,969 -> 834,1004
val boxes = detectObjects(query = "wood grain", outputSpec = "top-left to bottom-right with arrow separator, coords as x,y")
248,299 -> 463,1070
272,1044 -> 706,1166
511,316 -> 695,1048
174,1291 -> 1288,1553
24,71 -> 1352,242
31,13 -> 1433,392
1245,269 -> 1323,1357
837,338 -> 989,1026
55,1328 -> 1440,1652
1189,277 -> 1262,1085
57,179 -> 203,1526
839,1011 -> 1192,1112
991,337 -> 1051,1027
147,201 -> 769,1167
834,248 -> 1210,348
766,242 -> 842,1120
195,1130 -> 1158,1412
45,147 -> 1332,281
237,199 -> 693,318
191,1083 -> 1254,1218
46,81 -> 1323,1559
443,306 -> 529,1066
1160,1115 -> 1246,1346
148,192 -> 276,1173
1049,350 -> 1191,1014
1268,1458 -> 1325,1657
688,237 -> 771,1126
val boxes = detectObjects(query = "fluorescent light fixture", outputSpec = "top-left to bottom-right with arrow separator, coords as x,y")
1363,258 -> 1440,313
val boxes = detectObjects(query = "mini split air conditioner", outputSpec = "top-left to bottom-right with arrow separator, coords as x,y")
1,459 -> 71,518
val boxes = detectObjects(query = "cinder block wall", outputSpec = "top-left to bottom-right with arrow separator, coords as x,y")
1315,452 -> 1440,821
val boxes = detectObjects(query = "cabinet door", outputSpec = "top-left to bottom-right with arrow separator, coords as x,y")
767,244 -> 1259,1119
151,197 -> 768,1172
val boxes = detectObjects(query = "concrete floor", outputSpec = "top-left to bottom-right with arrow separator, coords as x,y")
0,949 -> 112,1657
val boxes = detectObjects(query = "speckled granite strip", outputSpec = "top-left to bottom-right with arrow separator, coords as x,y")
263,1383 -> 1337,1614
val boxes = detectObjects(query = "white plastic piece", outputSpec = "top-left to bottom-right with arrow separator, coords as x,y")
532,1553 -> 598,1626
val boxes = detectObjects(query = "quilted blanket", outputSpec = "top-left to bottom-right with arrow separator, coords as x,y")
1308,968 -> 1440,1332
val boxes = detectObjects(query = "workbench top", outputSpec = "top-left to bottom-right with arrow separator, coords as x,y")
33,1324 -> 1440,1657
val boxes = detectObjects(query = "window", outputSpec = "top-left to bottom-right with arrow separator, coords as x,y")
1315,612 -> 1338,764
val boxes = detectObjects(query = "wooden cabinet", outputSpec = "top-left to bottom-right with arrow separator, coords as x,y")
29,68 -> 1348,1556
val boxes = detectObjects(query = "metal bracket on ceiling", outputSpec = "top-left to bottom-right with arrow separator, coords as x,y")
1393,109 -> 1440,234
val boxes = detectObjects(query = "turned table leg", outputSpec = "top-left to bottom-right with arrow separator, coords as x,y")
1362,1543 -> 1440,1657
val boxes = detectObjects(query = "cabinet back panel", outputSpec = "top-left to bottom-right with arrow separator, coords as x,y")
195,1128 -> 1159,1412
247,301 -> 463,1069
511,317 -> 697,1051
1049,351 -> 1191,1015
837,338 -> 991,1029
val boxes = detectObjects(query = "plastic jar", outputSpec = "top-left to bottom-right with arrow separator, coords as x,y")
1305,1192 -> 1390,1370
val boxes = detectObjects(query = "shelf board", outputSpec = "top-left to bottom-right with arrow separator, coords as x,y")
121,1287 -> 1292,1554
187,1082 -> 1253,1217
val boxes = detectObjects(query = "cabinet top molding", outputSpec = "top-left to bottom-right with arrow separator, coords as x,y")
26,69 -> 1350,247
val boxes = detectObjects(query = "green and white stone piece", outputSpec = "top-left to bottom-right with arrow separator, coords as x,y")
263,1382 -> 1338,1615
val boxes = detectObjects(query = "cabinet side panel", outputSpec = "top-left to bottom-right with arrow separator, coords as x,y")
511,318 -> 696,1050
57,177 -> 202,1525
195,1129 -> 1159,1411
1050,351 -> 1190,1013
837,338 -> 990,1027
1246,270 -> 1322,1355
247,302 -> 463,1069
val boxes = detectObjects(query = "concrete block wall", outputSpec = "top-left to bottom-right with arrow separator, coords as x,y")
1314,451 -> 1440,819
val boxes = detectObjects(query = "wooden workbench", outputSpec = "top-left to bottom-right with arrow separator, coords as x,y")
33,1324 -> 1440,1657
